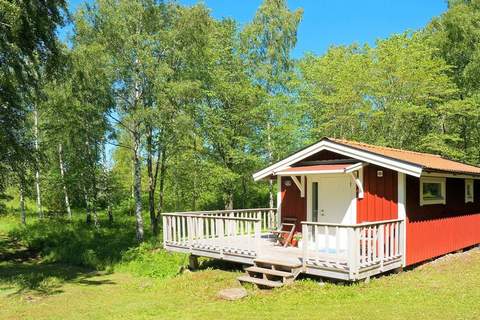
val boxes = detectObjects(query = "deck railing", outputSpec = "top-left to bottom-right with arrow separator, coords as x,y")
162,208 -> 277,256
301,219 -> 404,276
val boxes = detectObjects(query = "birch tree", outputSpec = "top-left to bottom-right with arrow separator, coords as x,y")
241,0 -> 303,208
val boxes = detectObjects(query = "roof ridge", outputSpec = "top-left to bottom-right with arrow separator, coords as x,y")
329,138 -> 443,158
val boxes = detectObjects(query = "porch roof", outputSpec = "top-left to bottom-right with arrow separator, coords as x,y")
276,162 -> 363,175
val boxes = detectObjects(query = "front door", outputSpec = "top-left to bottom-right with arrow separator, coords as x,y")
308,174 -> 355,224
307,174 -> 356,253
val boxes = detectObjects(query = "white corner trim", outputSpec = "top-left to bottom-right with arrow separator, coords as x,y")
276,175 -> 282,226
397,173 -> 406,267
252,140 -> 423,181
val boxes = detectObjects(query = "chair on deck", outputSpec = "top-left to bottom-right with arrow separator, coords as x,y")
272,217 -> 297,247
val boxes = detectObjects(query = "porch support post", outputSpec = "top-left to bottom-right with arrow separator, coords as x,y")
188,254 -> 199,270
397,172 -> 406,267
276,175 -> 282,227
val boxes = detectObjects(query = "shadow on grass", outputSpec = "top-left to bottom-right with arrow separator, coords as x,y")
198,258 -> 245,272
0,262 -> 116,296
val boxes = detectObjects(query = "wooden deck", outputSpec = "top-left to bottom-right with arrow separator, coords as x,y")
163,208 -> 404,281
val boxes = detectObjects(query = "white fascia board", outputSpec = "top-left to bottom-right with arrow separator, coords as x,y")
252,140 -> 328,181
252,140 -> 423,181
276,169 -> 345,175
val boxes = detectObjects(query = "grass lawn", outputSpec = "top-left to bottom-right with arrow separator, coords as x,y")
1,218 -> 479,320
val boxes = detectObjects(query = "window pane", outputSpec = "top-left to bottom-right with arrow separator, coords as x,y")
423,182 -> 443,200
312,182 -> 318,221
467,184 -> 472,197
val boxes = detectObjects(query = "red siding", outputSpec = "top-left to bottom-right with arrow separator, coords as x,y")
406,177 -> 480,265
357,165 -> 398,223
281,176 -> 307,232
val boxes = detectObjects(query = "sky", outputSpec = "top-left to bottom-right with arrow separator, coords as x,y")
65,0 -> 448,57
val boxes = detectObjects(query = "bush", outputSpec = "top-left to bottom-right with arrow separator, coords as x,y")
10,217 -> 138,270
8,215 -> 187,279
117,242 -> 187,279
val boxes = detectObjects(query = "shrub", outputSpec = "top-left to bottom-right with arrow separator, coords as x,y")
117,242 -> 187,279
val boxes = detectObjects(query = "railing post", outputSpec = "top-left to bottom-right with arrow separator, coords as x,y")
348,226 -> 359,280
379,224 -> 385,270
399,220 -> 404,260
302,223 -> 308,269
187,216 -> 193,251
254,219 -> 261,256
162,215 -> 168,248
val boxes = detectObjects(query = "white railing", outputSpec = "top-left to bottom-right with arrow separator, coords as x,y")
164,208 -> 277,231
302,219 -> 404,275
162,208 -> 276,256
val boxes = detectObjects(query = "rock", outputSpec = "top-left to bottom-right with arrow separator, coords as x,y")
217,287 -> 248,301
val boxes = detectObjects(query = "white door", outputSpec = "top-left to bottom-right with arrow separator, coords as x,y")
308,174 -> 355,224
307,174 -> 355,253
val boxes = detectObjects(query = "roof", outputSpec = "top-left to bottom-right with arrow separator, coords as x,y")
277,163 -> 361,175
253,137 -> 480,181
328,138 -> 480,176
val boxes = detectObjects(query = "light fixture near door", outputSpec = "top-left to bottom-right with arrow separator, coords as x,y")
284,179 -> 292,187
377,170 -> 383,178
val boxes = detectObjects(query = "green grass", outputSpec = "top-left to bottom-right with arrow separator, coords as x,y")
1,214 -> 479,319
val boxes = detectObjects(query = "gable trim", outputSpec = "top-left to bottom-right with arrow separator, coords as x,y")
253,139 -> 423,181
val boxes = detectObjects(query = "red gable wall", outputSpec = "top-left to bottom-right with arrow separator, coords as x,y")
357,165 -> 398,223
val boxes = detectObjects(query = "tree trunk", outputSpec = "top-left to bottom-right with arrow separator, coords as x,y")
58,143 -> 72,219
146,126 -> 156,235
156,146 -> 167,234
267,121 -> 274,208
19,178 -> 26,225
84,185 -> 92,224
107,205 -> 113,224
33,108 -> 43,218
225,191 -> 234,210
133,129 -> 144,241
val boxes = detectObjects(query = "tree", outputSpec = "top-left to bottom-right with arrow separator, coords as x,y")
299,33 -> 457,156
241,0 -> 303,208
426,0 -> 480,163
0,0 -> 66,203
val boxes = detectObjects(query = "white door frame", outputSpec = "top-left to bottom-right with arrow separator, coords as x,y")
306,173 -> 357,224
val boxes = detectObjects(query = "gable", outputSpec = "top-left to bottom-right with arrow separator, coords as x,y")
253,138 -> 423,181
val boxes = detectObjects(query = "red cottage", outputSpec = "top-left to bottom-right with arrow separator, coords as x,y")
163,138 -> 480,287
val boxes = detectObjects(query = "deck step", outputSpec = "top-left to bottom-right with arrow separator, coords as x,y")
245,266 -> 294,278
237,275 -> 284,288
254,258 -> 302,268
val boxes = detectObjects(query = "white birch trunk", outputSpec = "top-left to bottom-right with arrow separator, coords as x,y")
133,129 -> 144,241
19,180 -> 26,225
58,143 -> 72,219
267,122 -> 274,208
34,108 -> 43,218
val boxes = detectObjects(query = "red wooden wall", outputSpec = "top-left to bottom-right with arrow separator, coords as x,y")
280,176 -> 307,232
357,165 -> 398,222
405,176 -> 480,265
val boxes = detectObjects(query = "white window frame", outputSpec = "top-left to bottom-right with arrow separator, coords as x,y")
465,179 -> 474,203
420,177 -> 446,206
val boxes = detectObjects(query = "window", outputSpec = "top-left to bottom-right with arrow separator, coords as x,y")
465,179 -> 474,203
312,182 -> 318,221
420,177 -> 446,206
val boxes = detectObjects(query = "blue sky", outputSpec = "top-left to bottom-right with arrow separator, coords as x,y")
65,0 -> 447,57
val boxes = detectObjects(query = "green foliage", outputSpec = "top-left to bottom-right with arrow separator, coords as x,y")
10,218 -> 139,270
117,242 -> 187,279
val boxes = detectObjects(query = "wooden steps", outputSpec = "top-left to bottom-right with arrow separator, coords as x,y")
237,275 -> 284,288
237,257 -> 303,289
